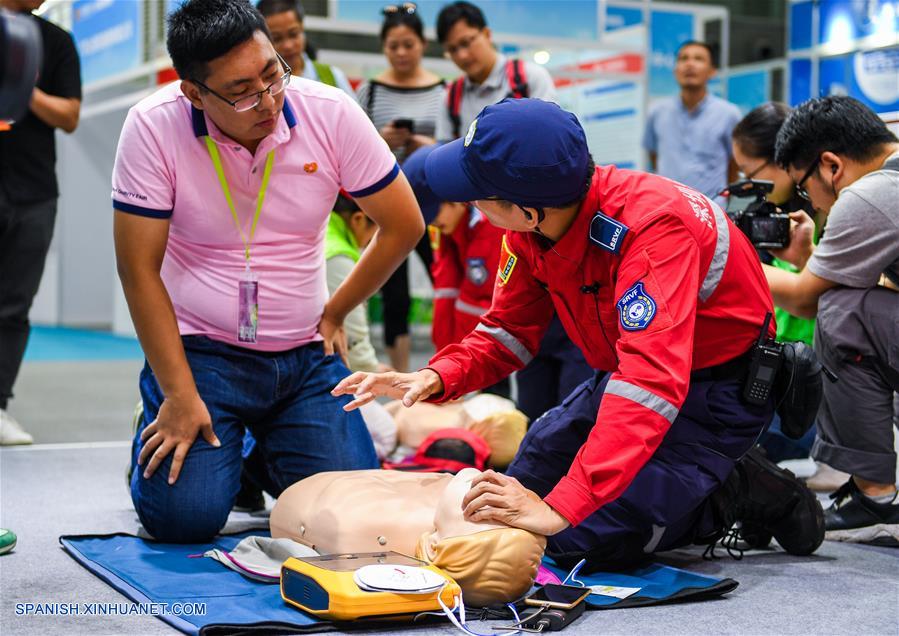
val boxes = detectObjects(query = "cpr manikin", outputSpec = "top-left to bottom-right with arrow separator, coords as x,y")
270,468 -> 546,606
386,394 -> 528,469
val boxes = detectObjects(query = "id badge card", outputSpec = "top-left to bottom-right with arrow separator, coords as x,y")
238,269 -> 259,343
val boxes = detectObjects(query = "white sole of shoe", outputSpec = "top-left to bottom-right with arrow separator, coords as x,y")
0,437 -> 33,446
0,539 -> 16,555
825,523 -> 899,546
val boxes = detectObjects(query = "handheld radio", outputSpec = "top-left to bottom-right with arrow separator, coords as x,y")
743,312 -> 783,405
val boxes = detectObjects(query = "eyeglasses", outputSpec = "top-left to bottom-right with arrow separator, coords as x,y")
743,159 -> 770,180
444,30 -> 483,57
192,54 -> 292,113
794,156 -> 821,201
382,2 -> 417,15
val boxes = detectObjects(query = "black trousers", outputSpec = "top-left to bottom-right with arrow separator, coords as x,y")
381,233 -> 432,347
0,191 -> 57,408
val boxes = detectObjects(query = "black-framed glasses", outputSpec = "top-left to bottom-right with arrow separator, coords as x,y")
382,2 -> 417,15
743,159 -> 770,180
794,155 -> 821,201
192,54 -> 292,113
444,29 -> 484,57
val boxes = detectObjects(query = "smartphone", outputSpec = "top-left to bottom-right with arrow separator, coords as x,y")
392,118 -> 415,132
523,584 -> 591,610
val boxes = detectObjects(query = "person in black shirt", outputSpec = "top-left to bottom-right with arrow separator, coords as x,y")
0,0 -> 81,445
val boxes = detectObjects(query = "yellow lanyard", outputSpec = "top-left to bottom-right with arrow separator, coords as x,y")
203,136 -> 275,264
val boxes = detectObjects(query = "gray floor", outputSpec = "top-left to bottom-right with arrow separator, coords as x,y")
1,356 -> 898,636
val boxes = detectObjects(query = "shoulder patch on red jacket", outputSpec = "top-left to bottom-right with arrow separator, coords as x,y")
616,281 -> 657,331
497,235 -> 518,286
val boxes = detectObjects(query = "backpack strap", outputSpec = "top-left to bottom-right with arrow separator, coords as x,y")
365,81 -> 377,118
312,61 -> 337,88
447,77 -> 465,139
506,59 -> 529,99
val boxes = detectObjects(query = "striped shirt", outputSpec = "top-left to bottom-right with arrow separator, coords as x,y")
356,80 -> 445,161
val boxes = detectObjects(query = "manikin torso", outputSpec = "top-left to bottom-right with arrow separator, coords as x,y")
270,468 -> 505,555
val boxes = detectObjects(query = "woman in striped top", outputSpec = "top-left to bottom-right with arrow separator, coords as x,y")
356,4 -> 445,164
356,3 -> 444,373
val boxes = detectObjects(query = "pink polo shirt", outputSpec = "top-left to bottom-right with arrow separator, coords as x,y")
111,79 -> 398,351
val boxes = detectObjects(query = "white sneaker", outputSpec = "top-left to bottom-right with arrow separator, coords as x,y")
0,408 -> 33,445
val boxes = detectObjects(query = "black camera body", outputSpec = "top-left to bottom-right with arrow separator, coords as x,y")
724,179 -> 791,249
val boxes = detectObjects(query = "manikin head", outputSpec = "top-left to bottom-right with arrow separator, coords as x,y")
415,468 -> 546,606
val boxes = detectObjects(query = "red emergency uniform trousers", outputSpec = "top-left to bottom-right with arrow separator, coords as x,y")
428,167 -> 777,572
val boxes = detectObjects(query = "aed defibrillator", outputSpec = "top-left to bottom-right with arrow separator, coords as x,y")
280,552 -> 461,621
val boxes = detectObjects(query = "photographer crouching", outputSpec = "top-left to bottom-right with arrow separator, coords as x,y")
729,103 -> 823,467
765,96 -> 898,546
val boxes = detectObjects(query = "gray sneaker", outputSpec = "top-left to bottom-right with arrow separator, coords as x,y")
125,401 -> 144,489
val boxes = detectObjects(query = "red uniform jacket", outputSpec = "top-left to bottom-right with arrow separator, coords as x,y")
427,166 -> 775,526
430,208 -> 506,351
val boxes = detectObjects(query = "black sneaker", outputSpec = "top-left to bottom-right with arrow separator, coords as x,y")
824,480 -> 899,547
709,446 -> 825,557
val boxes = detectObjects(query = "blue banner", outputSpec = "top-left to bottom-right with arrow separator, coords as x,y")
71,0 -> 143,85
649,10 -> 695,99
819,0 -> 899,47
819,47 -> 899,113
789,1 -> 814,51
727,70 -> 769,114
790,58 -> 812,106
605,5 -> 643,32
336,0 -> 597,40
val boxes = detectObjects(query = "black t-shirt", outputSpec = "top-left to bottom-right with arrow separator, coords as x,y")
0,13 -> 81,205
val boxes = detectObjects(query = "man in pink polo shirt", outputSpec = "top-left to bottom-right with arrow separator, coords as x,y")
112,0 -> 423,543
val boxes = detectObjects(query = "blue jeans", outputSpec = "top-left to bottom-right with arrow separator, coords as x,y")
759,412 -> 816,463
130,336 -> 378,543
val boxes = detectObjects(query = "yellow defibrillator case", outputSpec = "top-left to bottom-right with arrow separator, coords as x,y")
280,551 -> 461,621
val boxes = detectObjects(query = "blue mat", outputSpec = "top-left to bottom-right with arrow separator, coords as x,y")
25,326 -> 143,361
60,531 -> 738,635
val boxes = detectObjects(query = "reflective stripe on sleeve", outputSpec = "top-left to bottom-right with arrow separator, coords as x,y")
455,299 -> 488,317
604,379 -> 679,423
699,198 -> 730,302
474,323 -> 534,365
434,288 -> 460,299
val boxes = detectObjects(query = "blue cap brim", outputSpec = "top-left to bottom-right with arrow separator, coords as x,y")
424,139 -> 486,203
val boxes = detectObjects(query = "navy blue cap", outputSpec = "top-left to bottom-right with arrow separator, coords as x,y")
402,144 -> 442,225
425,98 -> 590,207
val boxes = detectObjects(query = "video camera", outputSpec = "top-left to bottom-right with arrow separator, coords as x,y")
724,179 -> 791,250
0,8 -> 42,122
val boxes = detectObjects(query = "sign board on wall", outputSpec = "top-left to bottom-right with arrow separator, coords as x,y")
820,47 -> 899,112
71,0 -> 143,85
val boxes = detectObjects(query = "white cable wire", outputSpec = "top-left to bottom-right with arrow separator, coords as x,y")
561,558 -> 587,587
